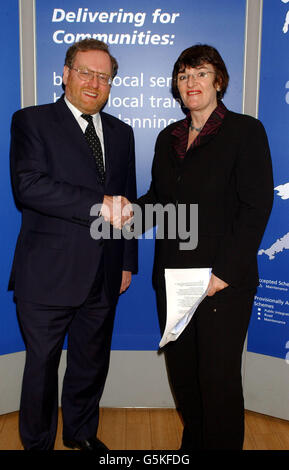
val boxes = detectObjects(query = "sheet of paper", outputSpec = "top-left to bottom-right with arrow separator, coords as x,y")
159,268 -> 212,348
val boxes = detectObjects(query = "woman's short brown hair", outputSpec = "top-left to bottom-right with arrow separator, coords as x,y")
64,38 -> 118,79
172,44 -> 229,101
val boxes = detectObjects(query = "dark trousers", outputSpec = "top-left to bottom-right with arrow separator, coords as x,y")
17,263 -> 116,450
156,282 -> 256,450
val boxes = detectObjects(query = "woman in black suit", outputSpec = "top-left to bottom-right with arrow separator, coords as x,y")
138,45 -> 273,450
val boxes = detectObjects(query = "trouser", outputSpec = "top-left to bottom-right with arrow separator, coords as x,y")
17,264 -> 116,450
156,282 -> 256,450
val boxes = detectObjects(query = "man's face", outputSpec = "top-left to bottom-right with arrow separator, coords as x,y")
63,49 -> 112,114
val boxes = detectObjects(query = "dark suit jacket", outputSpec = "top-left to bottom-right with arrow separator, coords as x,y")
9,95 -> 137,306
138,110 -> 274,288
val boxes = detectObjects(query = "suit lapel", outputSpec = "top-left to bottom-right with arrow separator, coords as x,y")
100,112 -> 115,188
53,96 -> 102,179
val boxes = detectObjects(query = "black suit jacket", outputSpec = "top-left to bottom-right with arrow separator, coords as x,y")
9,95 -> 137,306
138,110 -> 274,288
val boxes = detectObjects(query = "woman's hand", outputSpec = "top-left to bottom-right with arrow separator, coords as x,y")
119,270 -> 132,293
207,273 -> 229,297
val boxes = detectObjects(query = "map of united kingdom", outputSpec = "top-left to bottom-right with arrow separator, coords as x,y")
258,183 -> 289,260
282,0 -> 289,33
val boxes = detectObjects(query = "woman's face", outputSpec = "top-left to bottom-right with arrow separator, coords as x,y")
177,63 -> 220,115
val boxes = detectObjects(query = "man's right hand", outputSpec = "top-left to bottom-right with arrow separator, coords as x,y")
101,195 -> 133,229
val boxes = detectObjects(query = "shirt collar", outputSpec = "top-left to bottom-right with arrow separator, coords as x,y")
171,100 -> 227,158
64,95 -> 102,129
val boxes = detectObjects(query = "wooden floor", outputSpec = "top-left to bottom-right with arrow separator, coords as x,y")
1,408 -> 289,450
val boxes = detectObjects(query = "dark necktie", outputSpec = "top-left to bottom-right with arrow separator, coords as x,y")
81,114 -> 105,183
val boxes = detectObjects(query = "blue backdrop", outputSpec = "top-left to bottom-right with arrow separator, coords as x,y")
1,0 -> 246,354
35,0 -> 246,350
0,1 -> 23,355
247,0 -> 289,359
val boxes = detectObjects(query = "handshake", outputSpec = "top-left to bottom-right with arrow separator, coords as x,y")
100,195 -> 133,230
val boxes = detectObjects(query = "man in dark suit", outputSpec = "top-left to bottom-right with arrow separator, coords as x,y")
9,39 -> 137,451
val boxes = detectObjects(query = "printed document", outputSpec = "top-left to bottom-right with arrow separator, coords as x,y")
159,268 -> 211,348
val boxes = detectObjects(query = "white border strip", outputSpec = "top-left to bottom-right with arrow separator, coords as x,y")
18,0 -> 37,107
32,0 -> 37,105
18,0 -> 24,108
242,0 -> 249,115
255,0 -> 263,118
242,0 -> 263,118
